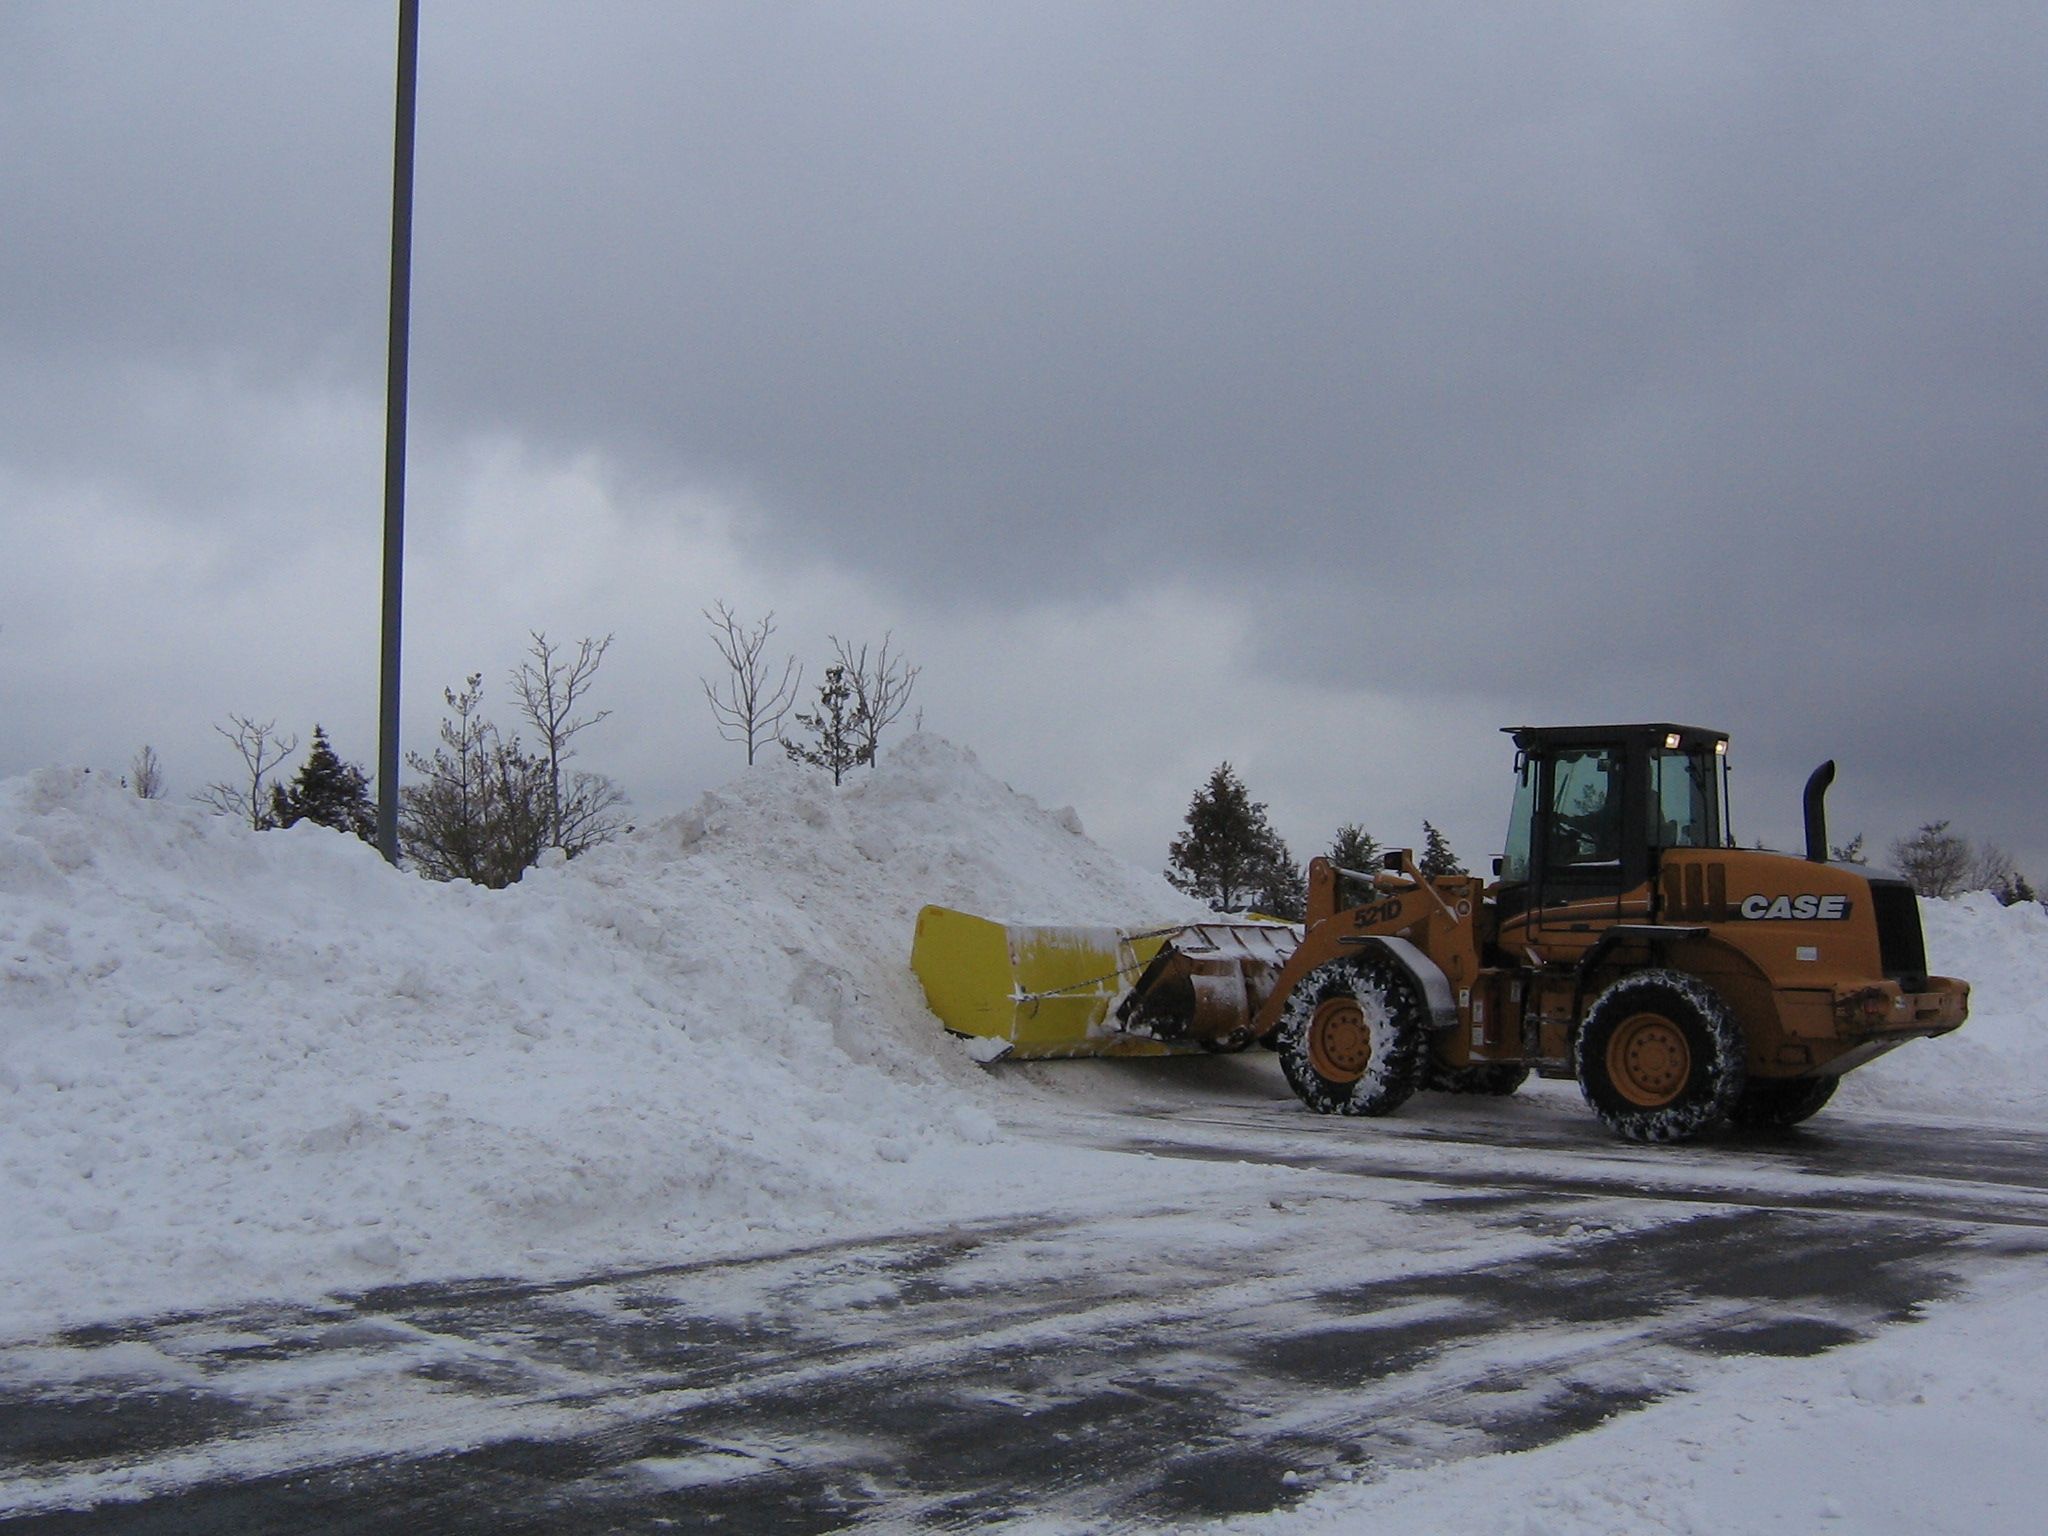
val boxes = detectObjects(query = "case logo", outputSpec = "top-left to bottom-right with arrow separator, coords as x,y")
1739,893 -> 1851,921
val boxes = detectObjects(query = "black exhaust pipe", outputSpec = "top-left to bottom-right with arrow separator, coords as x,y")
1803,760 -> 1836,863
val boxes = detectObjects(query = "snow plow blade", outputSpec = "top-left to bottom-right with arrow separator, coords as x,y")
911,905 -> 1300,1060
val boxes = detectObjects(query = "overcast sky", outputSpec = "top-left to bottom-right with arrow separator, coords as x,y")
5,1 -> 2043,884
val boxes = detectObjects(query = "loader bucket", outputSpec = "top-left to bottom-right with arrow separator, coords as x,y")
911,905 -> 1300,1060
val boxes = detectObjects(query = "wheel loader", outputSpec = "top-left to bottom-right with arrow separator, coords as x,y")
911,724 -> 1969,1143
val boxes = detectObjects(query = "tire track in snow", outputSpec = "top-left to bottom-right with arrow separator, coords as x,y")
4,1120 -> 2046,1530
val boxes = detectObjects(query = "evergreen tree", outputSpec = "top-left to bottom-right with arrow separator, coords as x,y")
783,664 -> 874,785
1167,763 -> 1299,915
1829,833 -> 1868,864
1251,852 -> 1307,921
270,726 -> 375,841
1329,824 -> 1381,873
1419,820 -> 1464,878
1328,823 -> 1383,908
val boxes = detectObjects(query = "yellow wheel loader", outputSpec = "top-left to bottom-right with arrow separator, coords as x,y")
913,724 -> 1968,1143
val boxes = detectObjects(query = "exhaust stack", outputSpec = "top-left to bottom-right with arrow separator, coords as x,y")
1803,760 -> 1837,863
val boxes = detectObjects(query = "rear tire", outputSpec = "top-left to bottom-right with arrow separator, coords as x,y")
1575,970 -> 1744,1144
1728,1074 -> 1838,1129
1422,1060 -> 1530,1096
1276,955 -> 1427,1116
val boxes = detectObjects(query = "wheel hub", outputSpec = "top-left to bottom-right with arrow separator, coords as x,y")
1307,996 -> 1372,1083
1607,1012 -> 1690,1107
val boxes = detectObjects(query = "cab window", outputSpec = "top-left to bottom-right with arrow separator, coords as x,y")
1547,748 -> 1622,867
1649,749 -> 1719,849
1501,757 -> 1536,882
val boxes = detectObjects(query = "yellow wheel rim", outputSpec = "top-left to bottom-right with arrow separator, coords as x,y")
1307,995 -> 1372,1083
1607,1012 -> 1691,1108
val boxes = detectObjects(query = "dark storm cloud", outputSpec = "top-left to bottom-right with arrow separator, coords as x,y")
371,2 -> 2046,621
2,2 -> 2042,868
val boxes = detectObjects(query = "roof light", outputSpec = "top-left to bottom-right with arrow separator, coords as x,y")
1714,739 -> 1728,755
1664,732 -> 1682,750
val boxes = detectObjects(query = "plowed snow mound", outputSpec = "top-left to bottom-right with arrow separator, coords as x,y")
0,736 -> 1201,1332
1839,891 -> 2048,1122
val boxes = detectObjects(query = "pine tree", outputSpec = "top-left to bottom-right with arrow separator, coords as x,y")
1829,833 -> 1868,864
1251,852 -> 1307,921
783,664 -> 874,785
1328,823 -> 1383,908
270,726 -> 375,841
1167,763 -> 1299,915
1329,824 -> 1381,873
1419,820 -> 1464,878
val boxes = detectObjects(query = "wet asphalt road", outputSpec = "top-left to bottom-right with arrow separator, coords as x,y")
4,1092 -> 2046,1533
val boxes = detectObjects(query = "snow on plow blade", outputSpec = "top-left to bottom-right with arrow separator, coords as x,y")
911,905 -> 1299,1060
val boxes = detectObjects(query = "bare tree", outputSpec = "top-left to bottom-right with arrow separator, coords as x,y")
129,745 -> 165,800
510,631 -> 624,849
197,717 -> 297,829
1968,840 -> 2019,898
701,603 -> 802,764
831,632 -> 921,767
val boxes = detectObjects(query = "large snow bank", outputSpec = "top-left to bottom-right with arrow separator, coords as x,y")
0,737 -> 1202,1334
1838,891 -> 2048,1123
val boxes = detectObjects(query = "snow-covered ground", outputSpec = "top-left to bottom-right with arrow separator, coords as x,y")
3,736 -> 2044,1530
1217,1260 -> 2048,1536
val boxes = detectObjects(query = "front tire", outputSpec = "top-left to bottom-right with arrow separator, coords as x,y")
1276,955 -> 1428,1116
1575,970 -> 1744,1143
1728,1074 -> 1838,1129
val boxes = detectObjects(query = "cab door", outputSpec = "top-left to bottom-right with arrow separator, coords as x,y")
1497,743 -> 1649,962
1537,746 -> 1629,913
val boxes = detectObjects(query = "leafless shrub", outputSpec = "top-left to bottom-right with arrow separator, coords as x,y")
831,632 -> 920,767
400,676 -> 547,887
1890,820 -> 2020,900
197,717 -> 297,830
129,745 -> 165,800
404,671 -> 627,888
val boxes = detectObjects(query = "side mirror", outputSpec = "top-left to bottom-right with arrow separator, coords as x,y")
1383,851 -> 1403,872
1492,856 -> 1503,877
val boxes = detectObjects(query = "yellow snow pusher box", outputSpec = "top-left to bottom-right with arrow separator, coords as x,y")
910,904 -> 1300,1061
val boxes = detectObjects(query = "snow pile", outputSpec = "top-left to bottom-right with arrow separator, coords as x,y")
0,737 -> 1200,1334
1838,891 -> 2048,1122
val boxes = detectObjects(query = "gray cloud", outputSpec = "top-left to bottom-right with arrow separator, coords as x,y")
3,1 -> 2042,880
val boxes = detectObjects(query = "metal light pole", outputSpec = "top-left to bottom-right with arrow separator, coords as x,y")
377,0 -> 419,863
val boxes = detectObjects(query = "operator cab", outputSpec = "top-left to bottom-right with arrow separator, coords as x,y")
1496,723 -> 1730,923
